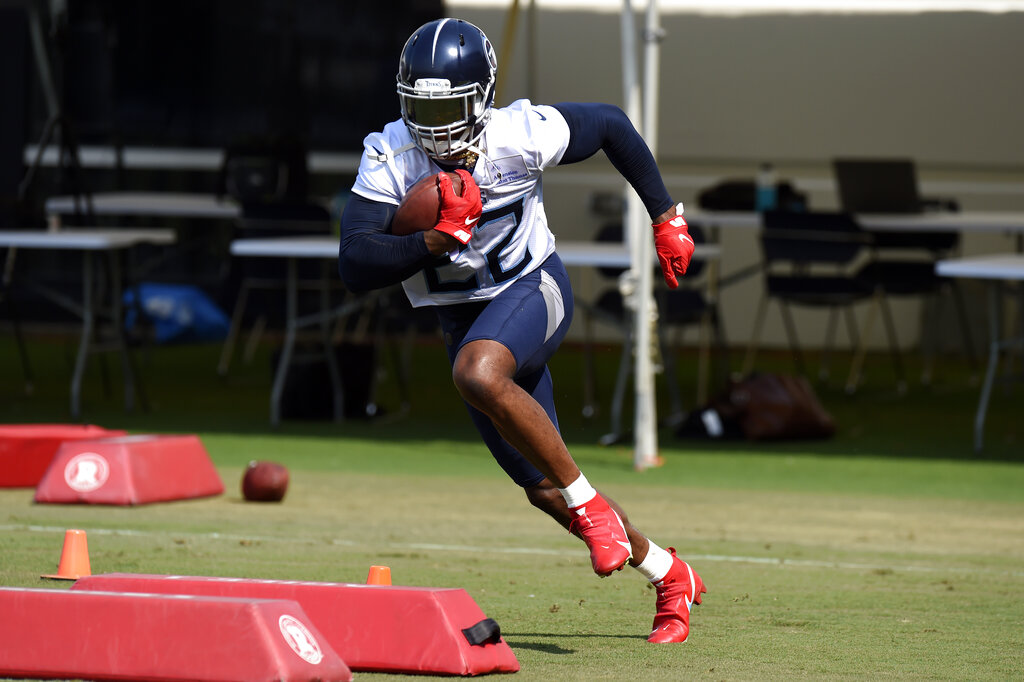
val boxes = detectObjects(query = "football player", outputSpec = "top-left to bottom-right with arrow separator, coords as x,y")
338,17 -> 703,643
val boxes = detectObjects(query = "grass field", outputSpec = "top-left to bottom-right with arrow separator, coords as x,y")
1,335 -> 1023,680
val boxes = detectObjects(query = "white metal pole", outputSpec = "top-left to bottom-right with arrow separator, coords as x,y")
633,0 -> 664,470
621,0 -> 659,470
643,1 -> 662,154
621,3 -> 640,157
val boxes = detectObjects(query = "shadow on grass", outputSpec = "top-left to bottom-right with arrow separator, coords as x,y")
505,631 -> 649,654
503,639 -> 577,655
2,335 -> 1021,464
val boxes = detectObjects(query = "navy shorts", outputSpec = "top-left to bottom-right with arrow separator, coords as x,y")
434,252 -> 574,487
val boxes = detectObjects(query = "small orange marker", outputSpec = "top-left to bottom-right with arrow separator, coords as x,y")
366,565 -> 392,585
41,529 -> 92,580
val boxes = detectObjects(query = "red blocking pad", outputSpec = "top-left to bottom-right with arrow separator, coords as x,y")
74,574 -> 520,676
0,587 -> 352,682
0,424 -> 126,487
34,434 -> 224,505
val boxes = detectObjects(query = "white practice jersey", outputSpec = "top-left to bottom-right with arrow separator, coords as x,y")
351,99 -> 571,308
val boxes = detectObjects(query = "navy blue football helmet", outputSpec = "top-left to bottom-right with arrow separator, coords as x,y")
397,18 -> 497,161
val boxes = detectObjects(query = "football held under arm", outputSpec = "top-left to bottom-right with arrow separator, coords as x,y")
552,102 -> 674,221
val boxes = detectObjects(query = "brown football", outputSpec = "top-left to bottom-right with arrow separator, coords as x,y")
391,171 -> 463,236
241,460 -> 289,502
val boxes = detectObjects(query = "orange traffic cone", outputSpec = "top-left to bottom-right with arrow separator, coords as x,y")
41,529 -> 92,580
366,565 -> 391,585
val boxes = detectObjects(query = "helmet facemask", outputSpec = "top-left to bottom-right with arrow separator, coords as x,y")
398,78 -> 492,161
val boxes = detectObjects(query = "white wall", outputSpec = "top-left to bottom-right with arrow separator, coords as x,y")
445,6 -> 1024,353
457,8 -> 1024,167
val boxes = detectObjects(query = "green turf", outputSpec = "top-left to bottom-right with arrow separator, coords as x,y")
1,335 -> 1023,680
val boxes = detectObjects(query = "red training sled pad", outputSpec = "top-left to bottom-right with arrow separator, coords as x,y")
73,573 -> 520,676
0,587 -> 351,682
34,434 -> 224,505
0,424 -> 126,487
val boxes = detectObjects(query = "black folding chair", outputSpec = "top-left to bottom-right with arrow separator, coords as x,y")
743,211 -> 903,391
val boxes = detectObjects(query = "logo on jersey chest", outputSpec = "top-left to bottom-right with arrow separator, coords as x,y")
488,155 -> 530,186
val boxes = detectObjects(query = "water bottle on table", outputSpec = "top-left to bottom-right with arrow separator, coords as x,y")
755,162 -> 777,211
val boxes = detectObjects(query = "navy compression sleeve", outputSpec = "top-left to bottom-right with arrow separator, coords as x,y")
552,102 -> 674,220
337,193 -> 435,293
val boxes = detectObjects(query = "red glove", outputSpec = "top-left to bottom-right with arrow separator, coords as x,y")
434,168 -> 482,245
652,202 -> 694,289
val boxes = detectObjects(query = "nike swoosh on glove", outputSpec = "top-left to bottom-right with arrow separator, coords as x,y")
652,202 -> 694,289
435,168 -> 482,245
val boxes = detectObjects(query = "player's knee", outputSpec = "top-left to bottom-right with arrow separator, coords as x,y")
452,366 -> 491,408
452,350 -> 506,407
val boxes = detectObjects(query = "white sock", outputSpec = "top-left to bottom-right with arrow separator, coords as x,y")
634,541 -> 674,583
558,473 -> 597,509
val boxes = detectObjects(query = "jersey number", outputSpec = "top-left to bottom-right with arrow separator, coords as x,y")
423,198 -> 532,293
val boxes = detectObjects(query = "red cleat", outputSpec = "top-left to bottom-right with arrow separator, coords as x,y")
647,548 -> 706,643
568,493 -> 632,576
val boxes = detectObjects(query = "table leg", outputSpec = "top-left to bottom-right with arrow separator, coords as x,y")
70,252 -> 94,418
973,282 -> 1003,453
2,247 -> 34,394
320,261 -> 344,422
846,291 -> 882,393
270,258 -> 299,427
108,250 -> 136,412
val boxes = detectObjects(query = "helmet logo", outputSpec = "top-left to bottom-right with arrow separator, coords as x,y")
485,40 -> 497,70
415,78 -> 451,93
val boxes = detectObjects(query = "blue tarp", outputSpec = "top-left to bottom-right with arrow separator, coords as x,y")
124,283 -> 229,344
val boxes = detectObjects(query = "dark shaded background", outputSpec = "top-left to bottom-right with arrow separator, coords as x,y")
0,0 -> 443,322
0,0 -> 443,227
55,0 -> 442,149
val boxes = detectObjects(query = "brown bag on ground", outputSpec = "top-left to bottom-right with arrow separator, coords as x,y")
678,373 -> 836,441
718,373 -> 836,441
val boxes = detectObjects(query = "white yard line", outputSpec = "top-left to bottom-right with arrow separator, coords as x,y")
7,523 -> 1022,578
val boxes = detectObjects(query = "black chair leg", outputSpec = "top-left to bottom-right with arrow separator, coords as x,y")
949,280 -> 980,378
710,309 -> 731,391
843,306 -> 861,348
820,307 -> 840,383
601,330 -> 634,446
580,309 -> 598,420
847,292 -> 883,394
778,301 -> 806,377
659,325 -> 686,428
877,295 -> 907,394
742,296 -> 770,376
